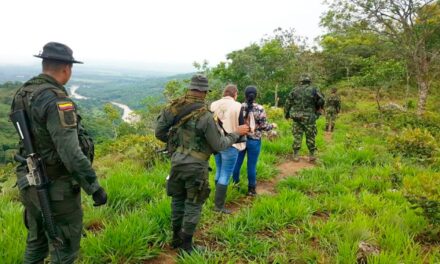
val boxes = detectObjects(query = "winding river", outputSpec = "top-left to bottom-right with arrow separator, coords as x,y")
69,85 -> 140,124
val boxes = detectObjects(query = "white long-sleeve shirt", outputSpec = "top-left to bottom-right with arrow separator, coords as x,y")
210,96 -> 246,151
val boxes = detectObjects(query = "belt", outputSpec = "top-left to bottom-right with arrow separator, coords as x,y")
45,163 -> 70,179
176,146 -> 210,161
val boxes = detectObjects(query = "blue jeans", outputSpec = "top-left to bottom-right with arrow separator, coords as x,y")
214,147 -> 239,186
232,138 -> 262,188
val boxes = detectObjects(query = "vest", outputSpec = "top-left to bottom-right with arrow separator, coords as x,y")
10,79 -> 94,177
289,84 -> 318,117
167,97 -> 211,161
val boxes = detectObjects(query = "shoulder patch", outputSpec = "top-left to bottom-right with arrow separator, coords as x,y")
57,101 -> 77,128
57,101 -> 75,111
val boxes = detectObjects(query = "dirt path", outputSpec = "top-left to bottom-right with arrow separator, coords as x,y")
324,131 -> 332,142
257,158 -> 314,195
145,247 -> 176,264
146,131 -> 335,263
146,156 -> 316,263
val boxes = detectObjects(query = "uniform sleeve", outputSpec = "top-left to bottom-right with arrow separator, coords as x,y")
45,98 -> 100,195
315,89 -> 325,109
203,114 -> 239,152
155,108 -> 173,143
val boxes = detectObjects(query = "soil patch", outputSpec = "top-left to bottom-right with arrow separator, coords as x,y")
324,131 -> 333,142
144,247 -> 177,264
257,158 -> 314,195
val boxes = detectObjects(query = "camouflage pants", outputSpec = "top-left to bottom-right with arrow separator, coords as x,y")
167,165 -> 211,235
325,111 -> 338,131
292,120 -> 317,153
20,178 -> 83,264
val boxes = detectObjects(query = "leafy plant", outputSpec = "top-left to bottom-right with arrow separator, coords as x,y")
388,128 -> 438,163
404,172 -> 440,225
97,134 -> 164,167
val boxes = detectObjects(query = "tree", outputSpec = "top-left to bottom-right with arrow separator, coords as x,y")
208,28 -> 317,106
323,0 -> 440,115
163,79 -> 187,101
103,103 -> 120,139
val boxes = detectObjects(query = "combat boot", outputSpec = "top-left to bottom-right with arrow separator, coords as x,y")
179,232 -> 205,255
293,150 -> 300,162
308,151 -> 316,163
214,184 -> 231,214
170,227 -> 183,249
247,186 -> 257,196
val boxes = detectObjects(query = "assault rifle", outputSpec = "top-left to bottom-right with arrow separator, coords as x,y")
10,109 -> 63,261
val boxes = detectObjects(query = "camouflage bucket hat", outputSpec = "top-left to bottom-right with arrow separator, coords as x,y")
189,74 -> 210,91
34,42 -> 83,64
300,74 -> 312,83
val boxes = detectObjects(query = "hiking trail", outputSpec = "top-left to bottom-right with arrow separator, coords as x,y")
147,132 -> 333,263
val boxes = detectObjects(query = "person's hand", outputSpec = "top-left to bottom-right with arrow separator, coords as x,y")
272,123 -> 278,129
236,125 -> 249,135
92,187 -> 107,207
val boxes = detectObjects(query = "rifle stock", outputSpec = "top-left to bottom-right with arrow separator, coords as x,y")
10,109 -> 63,260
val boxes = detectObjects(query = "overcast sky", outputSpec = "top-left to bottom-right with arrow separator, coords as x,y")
0,0 -> 327,72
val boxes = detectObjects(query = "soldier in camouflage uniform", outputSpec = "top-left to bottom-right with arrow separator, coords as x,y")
284,75 -> 325,162
325,88 -> 341,132
155,75 -> 248,254
10,42 -> 107,264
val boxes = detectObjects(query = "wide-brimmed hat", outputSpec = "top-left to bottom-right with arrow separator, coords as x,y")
189,74 -> 210,91
34,42 -> 83,64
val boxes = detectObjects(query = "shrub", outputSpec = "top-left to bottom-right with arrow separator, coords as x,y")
265,106 -> 284,120
388,128 -> 438,163
0,163 -> 15,193
404,172 -> 440,226
97,135 -> 164,167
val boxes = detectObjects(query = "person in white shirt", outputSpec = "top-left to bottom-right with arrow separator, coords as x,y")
210,85 -> 246,214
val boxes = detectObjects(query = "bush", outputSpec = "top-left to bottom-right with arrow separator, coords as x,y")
265,106 -> 284,120
404,172 -> 440,225
388,128 -> 438,163
97,135 -> 164,167
0,163 -> 15,193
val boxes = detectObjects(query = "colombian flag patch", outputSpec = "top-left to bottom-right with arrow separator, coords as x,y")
57,101 -> 75,111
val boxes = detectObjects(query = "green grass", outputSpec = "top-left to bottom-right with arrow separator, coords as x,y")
1,98 -> 440,263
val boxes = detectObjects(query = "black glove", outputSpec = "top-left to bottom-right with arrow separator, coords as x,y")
92,187 -> 107,207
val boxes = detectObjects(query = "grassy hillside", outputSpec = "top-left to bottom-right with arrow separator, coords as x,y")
0,87 -> 439,263
0,82 -> 20,163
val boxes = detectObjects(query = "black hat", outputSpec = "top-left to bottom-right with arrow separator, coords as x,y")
34,42 -> 83,64
245,85 -> 257,97
189,74 -> 210,91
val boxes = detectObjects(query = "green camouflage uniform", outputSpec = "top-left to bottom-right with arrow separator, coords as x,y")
284,83 -> 324,154
155,94 -> 239,236
11,74 -> 101,264
325,92 -> 341,131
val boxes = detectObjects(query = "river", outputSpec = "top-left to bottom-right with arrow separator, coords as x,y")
69,85 -> 140,124
110,101 -> 140,123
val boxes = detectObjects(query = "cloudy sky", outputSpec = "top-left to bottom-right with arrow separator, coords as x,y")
0,0 -> 327,72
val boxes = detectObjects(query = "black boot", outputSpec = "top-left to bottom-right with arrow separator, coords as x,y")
171,227 -> 182,249
247,186 -> 257,196
179,232 -> 204,255
214,184 -> 231,214
293,150 -> 300,162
